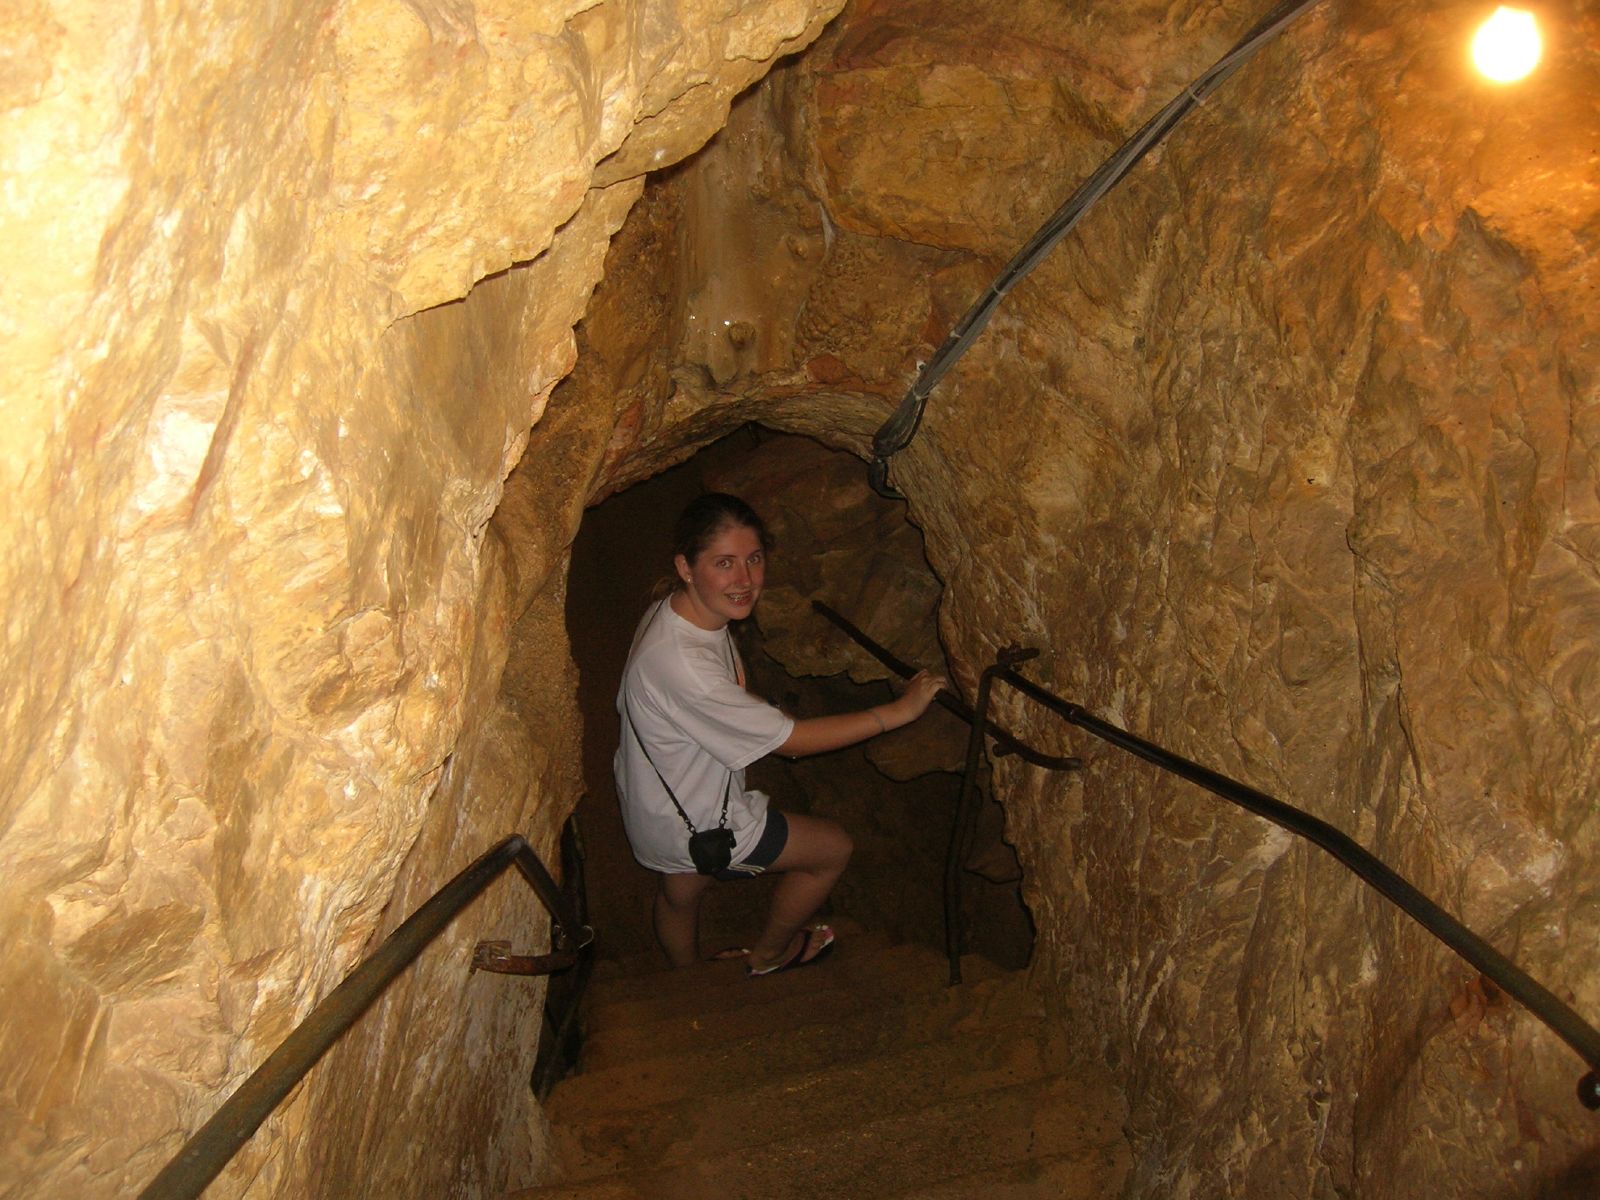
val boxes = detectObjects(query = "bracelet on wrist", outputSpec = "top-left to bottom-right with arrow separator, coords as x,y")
868,708 -> 887,735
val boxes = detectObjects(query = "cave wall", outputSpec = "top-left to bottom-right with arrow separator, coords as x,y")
554,1 -> 1600,1196
6,0 -> 1597,1196
0,2 -> 841,1196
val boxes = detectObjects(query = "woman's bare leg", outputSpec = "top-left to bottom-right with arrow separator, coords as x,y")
747,813 -> 853,970
654,871 -> 715,968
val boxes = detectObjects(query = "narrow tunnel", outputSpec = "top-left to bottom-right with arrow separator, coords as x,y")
562,427 -> 1035,968
6,2 -> 1600,1198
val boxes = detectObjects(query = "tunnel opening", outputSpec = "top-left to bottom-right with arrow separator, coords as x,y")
560,426 -> 1035,972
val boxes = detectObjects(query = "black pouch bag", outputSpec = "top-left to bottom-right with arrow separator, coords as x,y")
688,826 -> 737,876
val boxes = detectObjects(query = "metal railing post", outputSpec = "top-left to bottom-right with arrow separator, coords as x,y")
946,646 -> 1044,985
138,833 -> 594,1200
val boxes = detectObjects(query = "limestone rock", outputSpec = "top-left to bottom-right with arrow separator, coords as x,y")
0,2 -> 843,1197
550,1 -> 1600,1196
6,0 -> 1599,1197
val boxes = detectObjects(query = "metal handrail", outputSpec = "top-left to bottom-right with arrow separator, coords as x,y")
138,833 -> 595,1200
811,602 -> 1079,770
811,601 -> 1600,1110
533,817 -> 596,1100
945,645 -> 1061,985
869,0 -> 1325,495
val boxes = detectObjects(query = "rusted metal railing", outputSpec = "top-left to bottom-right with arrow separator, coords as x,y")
945,644 -> 1067,983
812,601 -> 1078,771
812,600 -> 1600,1110
138,831 -> 594,1200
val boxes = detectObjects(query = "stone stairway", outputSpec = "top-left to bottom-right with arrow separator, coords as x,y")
512,925 -> 1131,1199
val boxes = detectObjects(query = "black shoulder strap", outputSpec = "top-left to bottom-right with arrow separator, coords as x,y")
624,698 -> 733,833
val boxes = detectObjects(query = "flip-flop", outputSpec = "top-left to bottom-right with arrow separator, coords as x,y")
708,947 -> 750,961
747,925 -> 835,978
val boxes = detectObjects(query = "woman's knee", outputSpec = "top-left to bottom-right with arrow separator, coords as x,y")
827,821 -> 854,870
778,814 -> 853,873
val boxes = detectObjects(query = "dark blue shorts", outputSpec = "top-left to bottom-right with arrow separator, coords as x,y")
714,810 -> 789,881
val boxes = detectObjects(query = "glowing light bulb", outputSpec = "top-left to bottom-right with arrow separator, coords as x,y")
1472,7 -> 1541,83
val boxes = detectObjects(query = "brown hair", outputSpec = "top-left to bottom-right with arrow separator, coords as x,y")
650,493 -> 772,600
672,493 -> 771,564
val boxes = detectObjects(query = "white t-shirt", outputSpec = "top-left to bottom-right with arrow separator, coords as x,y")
614,598 -> 795,874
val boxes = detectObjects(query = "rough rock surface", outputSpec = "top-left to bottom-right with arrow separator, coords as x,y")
6,0 -> 1599,1198
553,1 -> 1600,1196
0,2 -> 840,1197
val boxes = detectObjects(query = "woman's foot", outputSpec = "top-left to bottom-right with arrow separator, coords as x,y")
746,924 -> 835,977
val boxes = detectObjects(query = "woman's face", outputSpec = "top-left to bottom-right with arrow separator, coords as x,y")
674,522 -> 766,630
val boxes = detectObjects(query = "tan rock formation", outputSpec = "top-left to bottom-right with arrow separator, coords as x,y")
552,0 -> 1600,1196
0,1 -> 841,1196
5,0 -> 1597,1196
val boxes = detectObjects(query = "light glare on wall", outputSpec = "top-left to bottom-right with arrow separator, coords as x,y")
1472,7 -> 1541,82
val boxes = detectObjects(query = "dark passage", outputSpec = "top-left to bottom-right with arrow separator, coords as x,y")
515,431 -> 1109,1199
563,428 -> 1034,968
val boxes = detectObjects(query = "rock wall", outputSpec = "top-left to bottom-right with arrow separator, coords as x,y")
7,0 -> 1597,1195
0,2 -> 840,1197
556,0 -> 1600,1195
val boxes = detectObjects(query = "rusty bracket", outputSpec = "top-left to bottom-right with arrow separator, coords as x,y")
471,940 -> 581,977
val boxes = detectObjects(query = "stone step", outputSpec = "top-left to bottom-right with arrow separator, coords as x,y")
549,971 -> 1040,1122
580,946 -> 1005,1070
553,1020 -> 1070,1181
581,919 -> 906,1009
584,935 -> 927,1031
882,1140 -> 1132,1199
514,1072 -> 1122,1200
585,909 -> 869,976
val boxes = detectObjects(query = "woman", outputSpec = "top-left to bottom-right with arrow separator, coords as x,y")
614,493 -> 947,975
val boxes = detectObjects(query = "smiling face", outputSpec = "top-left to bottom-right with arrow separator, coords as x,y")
672,521 -> 767,630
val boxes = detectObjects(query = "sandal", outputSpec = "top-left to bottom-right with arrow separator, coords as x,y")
708,947 -> 750,961
746,924 -> 835,977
